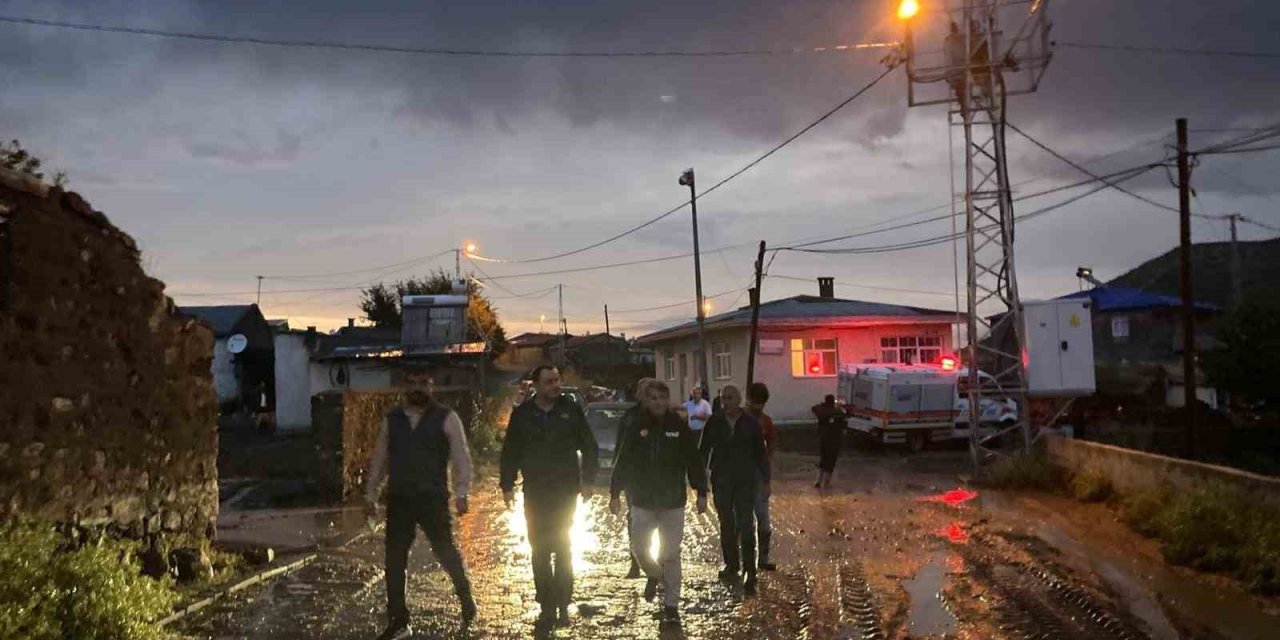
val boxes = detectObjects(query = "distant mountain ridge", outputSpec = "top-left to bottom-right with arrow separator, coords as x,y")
1108,237 -> 1280,307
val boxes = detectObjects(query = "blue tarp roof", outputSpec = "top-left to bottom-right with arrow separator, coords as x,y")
1056,287 -> 1219,312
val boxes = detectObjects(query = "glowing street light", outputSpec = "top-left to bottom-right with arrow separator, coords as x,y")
702,300 -> 713,316
464,242 -> 478,255
897,0 -> 919,20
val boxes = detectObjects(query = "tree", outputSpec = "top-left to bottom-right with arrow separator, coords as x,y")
359,268 -> 508,356
1,139 -> 67,186
1203,297 -> 1280,409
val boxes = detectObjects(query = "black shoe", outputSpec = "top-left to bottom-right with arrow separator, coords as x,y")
744,573 -> 758,596
644,578 -> 660,601
376,620 -> 412,640
759,560 -> 778,571
626,557 -> 642,579
663,605 -> 680,621
557,606 -> 570,626
460,597 -> 477,625
718,568 -> 740,583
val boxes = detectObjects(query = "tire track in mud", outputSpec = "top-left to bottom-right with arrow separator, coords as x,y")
837,562 -> 886,640
957,536 -> 1151,640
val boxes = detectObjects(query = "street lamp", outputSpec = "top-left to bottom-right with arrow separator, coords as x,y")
703,300 -> 713,316
897,0 -> 919,20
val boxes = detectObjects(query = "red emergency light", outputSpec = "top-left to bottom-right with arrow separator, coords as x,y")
939,354 -> 958,371
808,355 -> 821,374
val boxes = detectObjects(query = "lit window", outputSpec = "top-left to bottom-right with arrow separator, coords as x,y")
790,338 -> 837,377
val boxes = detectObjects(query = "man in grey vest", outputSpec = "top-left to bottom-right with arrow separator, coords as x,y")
364,372 -> 476,640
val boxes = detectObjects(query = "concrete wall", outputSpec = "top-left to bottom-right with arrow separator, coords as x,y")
0,179 -> 219,541
650,322 -> 954,422
211,337 -> 237,402
309,360 -> 393,395
273,332 -> 312,431
1046,435 -> 1280,509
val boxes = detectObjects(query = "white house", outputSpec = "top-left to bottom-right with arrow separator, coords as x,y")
179,304 -> 274,410
637,278 -> 959,423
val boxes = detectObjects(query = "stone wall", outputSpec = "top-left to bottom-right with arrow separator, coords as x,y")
0,171 -> 219,541
1046,434 -> 1280,509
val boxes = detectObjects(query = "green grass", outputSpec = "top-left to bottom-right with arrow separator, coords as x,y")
0,519 -> 179,640
981,451 -> 1066,491
1070,466 -> 1113,503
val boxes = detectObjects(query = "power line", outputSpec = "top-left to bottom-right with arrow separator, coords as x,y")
0,14 -> 897,58
469,62 -> 901,265
259,249 -> 453,281
609,287 -> 750,315
1056,41 -> 1280,60
765,273 -> 954,297
1240,216 -> 1280,234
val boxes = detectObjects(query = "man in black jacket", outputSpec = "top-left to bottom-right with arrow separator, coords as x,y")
698,384 -> 769,595
609,380 -> 708,621
500,365 -> 599,630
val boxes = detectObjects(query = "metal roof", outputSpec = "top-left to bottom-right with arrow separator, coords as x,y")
178,305 -> 257,337
1056,287 -> 1220,313
638,295 -> 956,343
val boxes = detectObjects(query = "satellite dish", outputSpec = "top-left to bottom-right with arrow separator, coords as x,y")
227,334 -> 248,354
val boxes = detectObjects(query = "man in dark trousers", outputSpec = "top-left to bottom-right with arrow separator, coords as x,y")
364,372 -> 476,640
699,385 -> 769,595
813,394 -> 848,489
610,380 -> 708,621
500,365 -> 599,630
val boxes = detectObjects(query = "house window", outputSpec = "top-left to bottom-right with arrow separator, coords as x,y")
790,338 -> 838,377
663,352 -> 675,380
1111,315 -> 1130,343
881,335 -> 943,365
713,342 -> 732,380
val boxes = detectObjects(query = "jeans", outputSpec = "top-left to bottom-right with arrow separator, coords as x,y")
525,492 -> 578,608
755,475 -> 773,561
385,492 -> 472,624
713,485 -> 757,574
630,506 -> 686,607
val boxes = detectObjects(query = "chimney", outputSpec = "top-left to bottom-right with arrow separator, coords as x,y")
818,277 -> 835,298
305,326 -> 317,349
347,318 -> 355,328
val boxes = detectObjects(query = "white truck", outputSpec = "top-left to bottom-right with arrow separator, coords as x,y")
837,363 -> 1018,452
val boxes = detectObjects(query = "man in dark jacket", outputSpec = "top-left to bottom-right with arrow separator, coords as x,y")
609,380 -> 709,621
364,373 -> 476,640
614,377 -> 657,580
698,384 -> 769,595
500,365 -> 599,630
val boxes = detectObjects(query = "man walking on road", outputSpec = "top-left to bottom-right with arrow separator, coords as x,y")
615,377 -> 657,580
500,365 -> 600,630
364,373 -> 476,640
683,385 -> 712,438
610,381 -> 709,621
698,385 -> 769,595
746,382 -> 778,571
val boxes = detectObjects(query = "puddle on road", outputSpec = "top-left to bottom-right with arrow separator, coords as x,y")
902,552 -> 959,637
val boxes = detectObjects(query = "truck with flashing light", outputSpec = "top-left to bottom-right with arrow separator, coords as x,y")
837,358 -> 1018,452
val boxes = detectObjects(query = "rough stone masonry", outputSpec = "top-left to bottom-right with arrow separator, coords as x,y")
0,168 -> 219,542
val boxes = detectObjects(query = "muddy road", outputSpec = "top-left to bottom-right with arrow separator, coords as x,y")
173,448 -> 1278,639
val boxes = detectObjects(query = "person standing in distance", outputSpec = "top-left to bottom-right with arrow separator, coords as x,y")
499,365 -> 599,630
812,394 -> 847,489
698,385 -> 769,595
683,385 -> 712,440
746,382 -> 778,571
364,372 -> 476,640
610,381 -> 709,621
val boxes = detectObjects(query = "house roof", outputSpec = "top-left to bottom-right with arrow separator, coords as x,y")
1056,287 -> 1220,313
638,295 -> 956,344
510,332 -> 563,347
178,305 -> 259,337
563,333 -> 628,349
312,326 -> 403,360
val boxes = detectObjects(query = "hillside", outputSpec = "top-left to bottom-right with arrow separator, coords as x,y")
1108,237 -> 1280,307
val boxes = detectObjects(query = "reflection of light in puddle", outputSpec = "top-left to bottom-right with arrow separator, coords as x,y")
502,493 -> 602,570
919,488 -> 980,507
939,521 -> 970,544
903,552 -> 959,636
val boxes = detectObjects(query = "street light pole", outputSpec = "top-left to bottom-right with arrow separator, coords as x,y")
680,168 -> 711,398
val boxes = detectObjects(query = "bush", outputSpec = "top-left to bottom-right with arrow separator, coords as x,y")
467,386 -> 514,460
1070,466 -> 1113,502
0,520 -> 178,640
1120,487 -> 1170,537
981,452 -> 1065,491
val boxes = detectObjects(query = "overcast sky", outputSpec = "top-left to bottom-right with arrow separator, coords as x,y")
3,0 -> 1279,335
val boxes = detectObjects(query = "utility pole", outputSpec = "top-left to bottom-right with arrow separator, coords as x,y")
1177,117 -> 1197,458
455,249 -> 461,280
680,168 -> 711,397
256,276 -> 263,305
746,241 -> 766,387
604,303 -> 613,374
558,283 -> 567,367
1227,213 -> 1243,307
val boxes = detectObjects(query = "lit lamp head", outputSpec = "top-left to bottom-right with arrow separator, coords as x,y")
897,0 -> 920,20
464,242 -> 478,256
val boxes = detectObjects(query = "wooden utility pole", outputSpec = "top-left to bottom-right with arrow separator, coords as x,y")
746,241 -> 766,387
604,303 -> 612,373
558,283 -> 567,367
1228,213 -> 1243,307
680,168 -> 711,397
256,275 -> 263,305
1177,118 -> 1197,458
